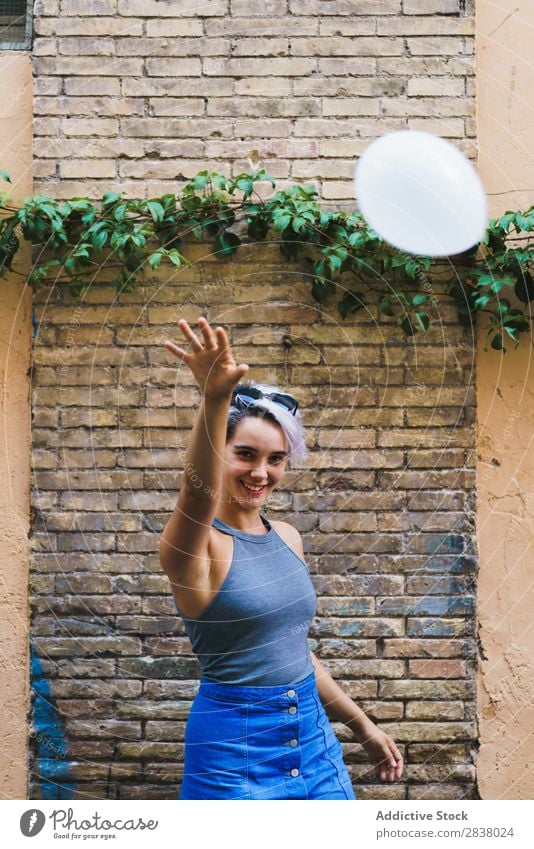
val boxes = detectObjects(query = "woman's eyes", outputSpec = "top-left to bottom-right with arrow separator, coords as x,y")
239,452 -> 283,463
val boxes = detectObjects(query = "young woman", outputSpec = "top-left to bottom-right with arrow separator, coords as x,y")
160,316 -> 403,800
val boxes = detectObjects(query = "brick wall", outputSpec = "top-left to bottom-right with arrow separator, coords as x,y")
31,247 -> 478,800
29,1 -> 479,800
33,0 -> 475,201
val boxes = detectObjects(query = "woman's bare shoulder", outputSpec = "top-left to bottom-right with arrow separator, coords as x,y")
269,519 -> 305,558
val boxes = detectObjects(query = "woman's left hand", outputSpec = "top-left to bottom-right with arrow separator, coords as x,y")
351,719 -> 404,782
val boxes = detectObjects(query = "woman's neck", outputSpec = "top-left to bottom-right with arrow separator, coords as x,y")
214,504 -> 268,534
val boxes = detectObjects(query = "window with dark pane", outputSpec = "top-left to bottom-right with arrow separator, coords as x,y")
0,1 -> 32,48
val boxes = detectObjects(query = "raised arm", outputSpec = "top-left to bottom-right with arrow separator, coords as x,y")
159,318 -> 249,589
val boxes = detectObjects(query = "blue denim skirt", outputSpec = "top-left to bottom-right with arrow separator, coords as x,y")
179,670 -> 356,800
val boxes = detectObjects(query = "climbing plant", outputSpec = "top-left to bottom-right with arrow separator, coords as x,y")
1,168 -> 533,352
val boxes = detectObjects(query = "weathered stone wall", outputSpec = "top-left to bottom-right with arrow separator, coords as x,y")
31,246 -> 478,799
32,0 -> 475,201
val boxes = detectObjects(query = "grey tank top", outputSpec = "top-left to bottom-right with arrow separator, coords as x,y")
174,513 -> 317,686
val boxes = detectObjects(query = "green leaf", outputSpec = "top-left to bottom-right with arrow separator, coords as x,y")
111,232 -> 130,250
235,177 -> 254,199
311,277 -> 335,303
214,231 -> 241,256
514,213 -> 534,232
81,208 -> 96,224
495,298 -> 511,316
188,171 -> 209,191
400,316 -> 416,336
390,288 -> 409,306
247,216 -> 269,241
273,212 -> 291,231
93,229 -> 109,250
405,260 -> 419,279
68,279 -> 88,297
252,169 -> 275,188
498,212 -> 516,231
211,173 -> 228,190
146,201 -> 165,223
72,244 -> 91,259
412,293 -> 427,306
102,191 -> 123,206
167,249 -> 183,268
348,230 -> 365,248
0,169 -> 11,183
279,228 -> 302,260
475,273 -> 495,288
114,203 -> 127,222
505,310 -> 529,331
514,271 -> 534,303
130,232 -> 146,248
378,297 -> 395,317
338,291 -> 364,319
39,203 -> 61,220
158,193 -> 178,212
148,252 -> 163,270
415,311 -> 430,332
125,254 -> 141,273
490,332 -> 504,351
327,253 -> 342,273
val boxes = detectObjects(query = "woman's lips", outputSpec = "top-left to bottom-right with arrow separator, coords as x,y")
240,481 -> 266,495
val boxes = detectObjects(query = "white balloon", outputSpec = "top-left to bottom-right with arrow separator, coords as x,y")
354,130 -> 488,257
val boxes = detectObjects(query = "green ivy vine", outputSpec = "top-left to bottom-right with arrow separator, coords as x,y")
1,167 -> 533,352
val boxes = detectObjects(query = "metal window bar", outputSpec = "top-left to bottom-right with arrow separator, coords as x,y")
0,0 -> 33,49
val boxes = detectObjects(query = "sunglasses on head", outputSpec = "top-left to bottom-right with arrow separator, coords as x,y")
232,385 -> 299,416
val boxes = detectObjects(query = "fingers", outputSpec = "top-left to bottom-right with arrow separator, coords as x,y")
374,740 -> 404,782
165,320 -> 248,384
214,325 -> 230,352
377,758 -> 395,783
177,318 -> 204,351
198,316 -> 218,349
164,340 -> 188,361
387,739 -> 403,779
172,318 -> 221,353
394,750 -> 404,780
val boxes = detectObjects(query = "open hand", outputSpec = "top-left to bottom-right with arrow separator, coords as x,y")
352,719 -> 404,782
164,317 -> 249,399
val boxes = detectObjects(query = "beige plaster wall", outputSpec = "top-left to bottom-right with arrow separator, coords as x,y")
0,52 -> 33,799
476,1 -> 534,800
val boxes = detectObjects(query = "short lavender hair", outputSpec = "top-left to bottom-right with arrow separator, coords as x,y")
226,380 -> 308,467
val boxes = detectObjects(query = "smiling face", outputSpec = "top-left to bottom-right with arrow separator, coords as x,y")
223,415 -> 288,509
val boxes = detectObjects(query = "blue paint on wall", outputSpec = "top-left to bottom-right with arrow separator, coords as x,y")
32,305 -> 39,341
30,641 -> 75,799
